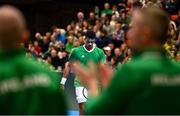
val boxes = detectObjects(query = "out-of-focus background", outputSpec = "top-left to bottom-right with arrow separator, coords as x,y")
0,0 -> 178,38
0,0 -> 128,37
0,0 -> 179,114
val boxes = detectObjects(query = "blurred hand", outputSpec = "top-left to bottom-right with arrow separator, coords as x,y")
98,63 -> 113,88
73,62 -> 113,96
73,62 -> 99,96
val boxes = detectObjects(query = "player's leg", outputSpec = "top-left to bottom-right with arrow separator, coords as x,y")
75,86 -> 88,115
79,103 -> 84,115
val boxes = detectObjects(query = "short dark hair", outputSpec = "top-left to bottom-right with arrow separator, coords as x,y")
139,6 -> 170,44
85,30 -> 96,40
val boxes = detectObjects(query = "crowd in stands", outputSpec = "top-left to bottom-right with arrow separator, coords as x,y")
25,0 -> 180,72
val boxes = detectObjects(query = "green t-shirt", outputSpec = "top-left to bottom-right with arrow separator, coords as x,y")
69,45 -> 106,87
0,49 -> 66,115
85,48 -> 180,115
101,9 -> 112,16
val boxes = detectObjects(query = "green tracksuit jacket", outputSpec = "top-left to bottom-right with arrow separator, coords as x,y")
0,49 -> 66,114
86,48 -> 180,115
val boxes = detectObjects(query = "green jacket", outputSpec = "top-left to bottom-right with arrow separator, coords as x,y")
101,9 -> 112,15
0,49 -> 66,114
86,48 -> 180,115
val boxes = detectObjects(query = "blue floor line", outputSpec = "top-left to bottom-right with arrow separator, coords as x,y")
67,110 -> 79,116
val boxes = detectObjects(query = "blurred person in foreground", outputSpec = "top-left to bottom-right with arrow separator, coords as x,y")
60,30 -> 106,115
73,6 -> 180,115
0,5 -> 66,114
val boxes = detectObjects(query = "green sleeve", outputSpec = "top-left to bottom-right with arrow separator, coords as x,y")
34,71 -> 67,114
33,88 -> 67,115
85,65 -> 139,114
99,49 -> 106,64
101,10 -> 105,15
69,48 -> 77,63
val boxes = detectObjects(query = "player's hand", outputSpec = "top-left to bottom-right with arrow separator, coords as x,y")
73,62 -> 99,96
98,63 -> 113,88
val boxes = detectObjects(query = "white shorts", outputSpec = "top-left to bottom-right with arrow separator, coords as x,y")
75,87 -> 88,103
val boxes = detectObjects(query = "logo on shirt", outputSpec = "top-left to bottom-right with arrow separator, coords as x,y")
81,55 -> 85,58
151,74 -> 180,86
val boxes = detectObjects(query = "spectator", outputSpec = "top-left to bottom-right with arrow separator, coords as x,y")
88,12 -> 96,26
101,3 -> 112,16
56,41 -> 65,52
59,51 -> 68,70
35,32 -> 43,48
120,43 -> 128,57
55,28 -> 66,44
112,5 -> 120,18
94,6 -> 99,18
110,14 -> 117,29
41,36 -> 50,53
165,0 -> 178,15
93,25 -> 101,38
34,41 -> 42,56
50,34 -> 56,44
77,12 -> 84,26
65,35 -> 75,53
98,29 -> 112,49
120,11 -> 127,24
50,49 -> 60,69
103,46 -> 112,62
123,48 -> 132,63
67,24 -> 73,32
46,32 -> 51,40
44,56 -> 55,70
78,36 -> 85,45
29,46 -> 38,58
74,38 -> 81,47
112,23 -> 125,47
82,20 -> 89,32
114,48 -> 124,63
110,56 -> 119,70
108,42 -> 115,55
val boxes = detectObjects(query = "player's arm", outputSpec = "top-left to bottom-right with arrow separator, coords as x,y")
60,49 -> 77,87
99,49 -> 107,64
98,49 -> 113,88
60,62 -> 70,90
85,66 -> 138,114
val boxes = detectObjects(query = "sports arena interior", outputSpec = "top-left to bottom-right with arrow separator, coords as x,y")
0,0 -> 179,115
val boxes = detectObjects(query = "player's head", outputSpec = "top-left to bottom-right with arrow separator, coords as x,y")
127,6 -> 169,51
84,30 -> 96,49
0,5 -> 28,50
